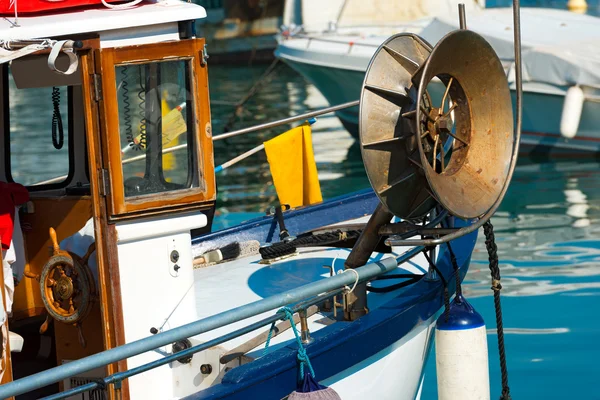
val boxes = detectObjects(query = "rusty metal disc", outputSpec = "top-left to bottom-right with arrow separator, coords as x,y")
359,33 -> 436,220
415,30 -> 513,219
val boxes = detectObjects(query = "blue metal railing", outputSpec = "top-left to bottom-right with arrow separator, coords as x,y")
0,252 -> 417,399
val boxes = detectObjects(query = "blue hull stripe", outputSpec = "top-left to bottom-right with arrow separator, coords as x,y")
192,189 -> 380,248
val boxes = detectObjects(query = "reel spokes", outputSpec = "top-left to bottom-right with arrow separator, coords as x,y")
360,28 -> 513,225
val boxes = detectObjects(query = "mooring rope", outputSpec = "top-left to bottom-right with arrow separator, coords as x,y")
264,306 -> 316,379
483,221 -> 512,400
446,241 -> 462,297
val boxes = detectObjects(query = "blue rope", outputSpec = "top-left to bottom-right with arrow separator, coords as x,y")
263,306 -> 316,378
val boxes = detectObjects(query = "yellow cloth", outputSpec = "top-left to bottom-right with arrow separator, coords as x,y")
161,96 -> 181,173
264,123 -> 322,208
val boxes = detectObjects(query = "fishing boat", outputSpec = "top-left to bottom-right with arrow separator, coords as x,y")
276,0 -> 600,156
0,0 -> 521,399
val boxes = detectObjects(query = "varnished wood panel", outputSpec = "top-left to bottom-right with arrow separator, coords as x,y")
98,39 -> 216,218
54,303 -> 104,363
13,197 -> 93,320
83,49 -> 130,400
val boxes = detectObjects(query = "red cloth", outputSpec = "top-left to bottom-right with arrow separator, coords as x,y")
0,182 -> 29,250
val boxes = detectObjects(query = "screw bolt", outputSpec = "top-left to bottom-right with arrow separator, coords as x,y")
200,364 -> 212,375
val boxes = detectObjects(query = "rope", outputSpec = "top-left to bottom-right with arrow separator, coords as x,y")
446,242 -> 462,297
483,221 -> 511,400
259,229 -> 362,260
264,306 -> 316,379
337,268 -> 359,294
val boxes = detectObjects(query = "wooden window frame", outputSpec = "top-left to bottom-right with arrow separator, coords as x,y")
98,39 -> 215,218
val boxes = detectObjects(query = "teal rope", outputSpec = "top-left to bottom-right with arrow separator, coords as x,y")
263,306 -> 316,378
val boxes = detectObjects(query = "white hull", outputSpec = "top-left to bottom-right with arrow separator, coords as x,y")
325,316 -> 435,400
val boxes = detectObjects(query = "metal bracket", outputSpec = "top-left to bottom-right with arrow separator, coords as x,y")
201,44 -> 209,66
92,74 -> 102,102
99,169 -> 110,197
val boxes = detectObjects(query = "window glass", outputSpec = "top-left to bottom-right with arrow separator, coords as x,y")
116,60 -> 198,198
8,69 -> 70,187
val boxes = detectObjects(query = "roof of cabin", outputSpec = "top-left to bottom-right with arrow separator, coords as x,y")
0,0 -> 206,40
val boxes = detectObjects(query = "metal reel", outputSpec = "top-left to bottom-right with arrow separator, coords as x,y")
359,30 -> 513,220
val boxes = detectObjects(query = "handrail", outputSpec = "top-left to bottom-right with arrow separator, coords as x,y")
32,100 -> 360,185
0,253 -> 410,399
42,292 -> 341,400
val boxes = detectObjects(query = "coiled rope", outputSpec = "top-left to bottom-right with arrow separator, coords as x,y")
483,221 -> 511,400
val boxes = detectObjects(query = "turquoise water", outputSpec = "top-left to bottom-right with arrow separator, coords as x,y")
209,63 -> 600,399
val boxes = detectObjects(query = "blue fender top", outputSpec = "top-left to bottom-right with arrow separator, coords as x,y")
436,294 -> 485,331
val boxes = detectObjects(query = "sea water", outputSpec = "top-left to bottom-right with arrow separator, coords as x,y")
209,64 -> 600,399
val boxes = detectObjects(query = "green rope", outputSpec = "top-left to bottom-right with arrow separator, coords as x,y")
263,306 -> 316,379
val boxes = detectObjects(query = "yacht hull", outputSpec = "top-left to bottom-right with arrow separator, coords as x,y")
277,39 -> 600,156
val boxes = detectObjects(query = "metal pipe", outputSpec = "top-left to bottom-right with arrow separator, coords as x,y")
120,100 -> 360,167
0,256 -> 398,399
212,100 -> 359,141
458,4 -> 467,29
43,294 -> 338,400
344,203 -> 394,320
385,1 -> 523,247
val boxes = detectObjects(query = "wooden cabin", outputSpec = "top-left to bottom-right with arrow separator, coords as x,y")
0,2 -> 217,398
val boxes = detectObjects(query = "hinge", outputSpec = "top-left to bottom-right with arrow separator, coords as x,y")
92,74 -> 102,101
99,169 -> 110,197
201,44 -> 209,66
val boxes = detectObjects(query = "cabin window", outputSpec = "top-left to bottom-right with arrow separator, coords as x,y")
116,60 -> 199,198
5,67 -> 72,188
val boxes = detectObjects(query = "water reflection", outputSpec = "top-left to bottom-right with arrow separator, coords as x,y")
209,64 -> 366,213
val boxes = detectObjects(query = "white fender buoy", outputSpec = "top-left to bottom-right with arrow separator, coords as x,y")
436,295 -> 490,400
560,86 -> 584,139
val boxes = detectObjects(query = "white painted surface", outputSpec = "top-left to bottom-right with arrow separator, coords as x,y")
560,86 -> 585,139
436,325 -> 490,400
116,213 -> 206,399
0,1 -> 206,40
115,212 -> 206,243
100,22 -> 180,48
322,315 -> 436,400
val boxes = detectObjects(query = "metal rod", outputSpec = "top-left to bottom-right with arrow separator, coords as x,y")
386,0 -> 522,247
458,4 -> 467,29
0,256 -> 399,399
43,294 -> 335,400
212,100 -> 359,141
121,101 -> 358,167
215,143 -> 265,173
